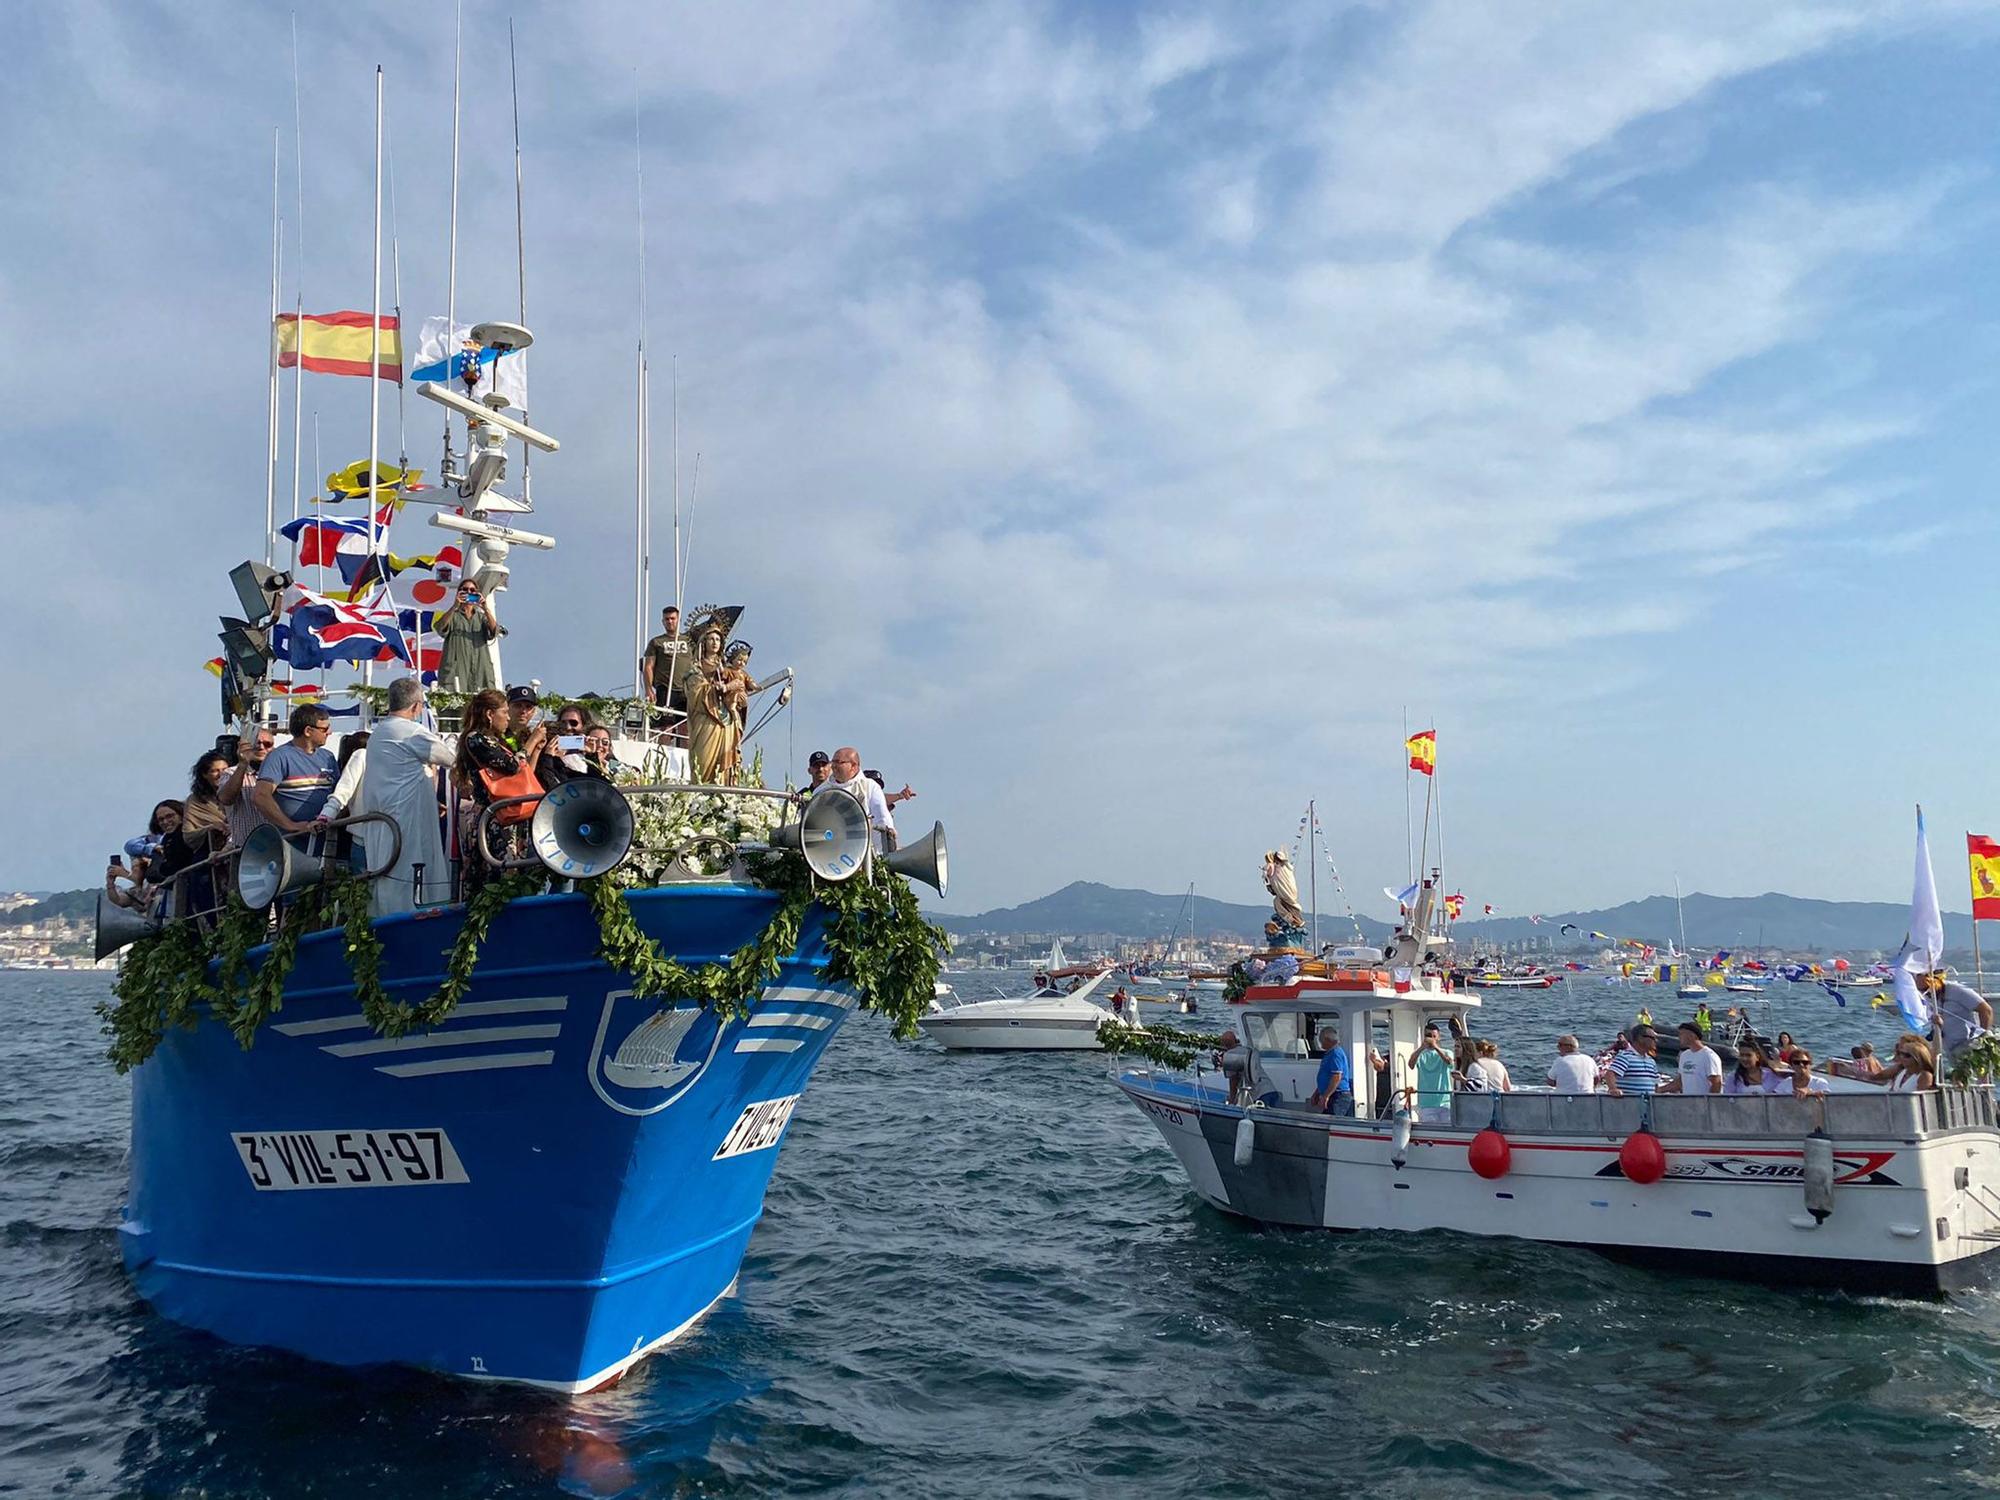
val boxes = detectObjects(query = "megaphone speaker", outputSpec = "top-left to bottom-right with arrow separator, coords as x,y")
771,789 -> 871,882
95,888 -> 160,962
531,778 -> 635,878
236,823 -> 334,911
883,821 -> 949,897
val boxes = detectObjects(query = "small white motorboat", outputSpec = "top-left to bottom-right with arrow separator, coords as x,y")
918,969 -> 1128,1051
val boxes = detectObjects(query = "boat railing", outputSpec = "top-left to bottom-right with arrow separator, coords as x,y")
475,781 -> 797,877
1448,1087 -> 1997,1140
141,811 -> 405,929
1115,1065 -> 2000,1140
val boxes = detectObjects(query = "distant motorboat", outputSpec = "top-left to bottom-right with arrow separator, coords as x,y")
917,968 -> 1126,1051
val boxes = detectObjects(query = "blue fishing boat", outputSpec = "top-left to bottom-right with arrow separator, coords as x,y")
98,102 -> 948,1381
122,882 -> 869,1390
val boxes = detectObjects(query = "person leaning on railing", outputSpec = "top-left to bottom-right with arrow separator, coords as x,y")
455,688 -> 547,893
1849,1035 -> 1937,1092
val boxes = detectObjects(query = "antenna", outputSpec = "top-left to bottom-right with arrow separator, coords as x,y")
366,63 -> 383,688
290,13 -> 306,539
509,19 -> 530,506
442,0 -> 462,483
264,128 -> 280,568
634,87 -> 649,693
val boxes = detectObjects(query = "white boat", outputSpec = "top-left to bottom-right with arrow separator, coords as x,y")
1673,878 -> 1707,1000
919,967 -> 1124,1051
1114,877 -> 2000,1294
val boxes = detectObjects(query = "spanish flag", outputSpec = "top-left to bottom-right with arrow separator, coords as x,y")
1970,833 -> 2000,920
1406,728 -> 1436,776
275,311 -> 404,382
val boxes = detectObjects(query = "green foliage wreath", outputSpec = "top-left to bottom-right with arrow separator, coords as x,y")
100,857 -> 946,1071
1094,1022 -> 1235,1070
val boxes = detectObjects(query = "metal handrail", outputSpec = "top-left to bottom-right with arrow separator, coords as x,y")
473,779 -> 801,873
139,811 -> 404,926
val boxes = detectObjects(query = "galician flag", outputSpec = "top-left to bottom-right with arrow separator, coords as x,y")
409,316 -> 528,412
1891,807 -> 1944,1032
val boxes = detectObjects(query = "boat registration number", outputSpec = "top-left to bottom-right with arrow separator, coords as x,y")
713,1094 -> 801,1160
232,1128 -> 470,1191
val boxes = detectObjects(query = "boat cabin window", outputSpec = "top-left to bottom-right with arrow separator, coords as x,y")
1243,1012 -> 1306,1057
1243,1011 -> 1342,1057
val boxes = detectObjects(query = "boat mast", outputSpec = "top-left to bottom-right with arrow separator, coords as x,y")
365,63 -> 384,689
289,14 -> 306,543
509,21 -> 530,508
1308,799 -> 1320,954
443,0 -> 461,481
633,96 -> 649,692
263,129 -> 281,568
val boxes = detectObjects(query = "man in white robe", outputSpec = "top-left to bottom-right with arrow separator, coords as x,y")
357,676 -> 458,918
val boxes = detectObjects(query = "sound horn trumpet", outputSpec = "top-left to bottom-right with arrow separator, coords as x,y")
95,888 -> 160,961
235,824 -> 336,911
531,777 -> 635,879
768,789 -> 871,882
882,821 -> 949,897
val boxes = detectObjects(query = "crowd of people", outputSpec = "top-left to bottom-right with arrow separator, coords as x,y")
1209,980 -> 1989,1119
107,675 -> 920,925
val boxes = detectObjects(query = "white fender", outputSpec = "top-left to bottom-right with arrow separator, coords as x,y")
1233,1114 -> 1256,1167
1803,1131 -> 1835,1222
1391,1109 -> 1412,1169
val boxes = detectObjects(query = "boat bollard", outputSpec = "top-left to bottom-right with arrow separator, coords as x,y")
1233,1114 -> 1256,1167
1803,1126 -> 1835,1223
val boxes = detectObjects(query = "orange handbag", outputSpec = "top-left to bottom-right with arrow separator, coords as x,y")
479,760 -> 544,826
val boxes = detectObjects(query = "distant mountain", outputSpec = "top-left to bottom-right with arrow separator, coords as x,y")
933,881 -> 1394,944
938,882 -> 1972,955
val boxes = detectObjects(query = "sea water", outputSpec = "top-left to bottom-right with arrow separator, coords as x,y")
5,967 -> 2000,1498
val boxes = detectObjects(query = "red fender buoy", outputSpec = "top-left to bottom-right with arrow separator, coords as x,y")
1619,1129 -> 1666,1185
1468,1127 -> 1511,1180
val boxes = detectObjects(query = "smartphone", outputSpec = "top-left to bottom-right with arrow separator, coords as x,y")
557,735 -> 585,752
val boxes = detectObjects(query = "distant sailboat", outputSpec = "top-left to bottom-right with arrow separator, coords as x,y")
1674,878 -> 1707,1000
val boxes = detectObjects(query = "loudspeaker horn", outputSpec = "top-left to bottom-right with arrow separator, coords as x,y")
883,821 -> 949,897
95,889 -> 160,962
770,790 -> 871,882
531,777 -> 635,879
236,824 -> 335,911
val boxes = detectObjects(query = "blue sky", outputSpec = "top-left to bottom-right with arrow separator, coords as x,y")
4,1 -> 1999,919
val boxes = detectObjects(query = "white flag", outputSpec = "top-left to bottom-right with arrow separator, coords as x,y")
1891,807 -> 1943,1032
409,316 -> 528,413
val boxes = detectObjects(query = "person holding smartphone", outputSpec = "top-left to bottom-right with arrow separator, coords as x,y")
437,579 -> 499,694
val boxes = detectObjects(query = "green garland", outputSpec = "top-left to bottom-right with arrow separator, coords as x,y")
1094,1022 -> 1234,1070
1949,1033 -> 2000,1086
101,855 -> 946,1068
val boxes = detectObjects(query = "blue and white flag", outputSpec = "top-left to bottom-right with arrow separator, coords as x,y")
409,316 -> 528,412
1890,807 -> 1943,1033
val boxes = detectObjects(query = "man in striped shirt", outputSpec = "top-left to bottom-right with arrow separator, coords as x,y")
1606,1026 -> 1662,1096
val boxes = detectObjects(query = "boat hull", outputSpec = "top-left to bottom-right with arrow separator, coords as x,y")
121,884 -> 853,1391
917,1012 -> 1105,1051
1118,1072 -> 2000,1295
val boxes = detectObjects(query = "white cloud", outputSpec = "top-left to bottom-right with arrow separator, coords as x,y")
0,0 -> 1992,913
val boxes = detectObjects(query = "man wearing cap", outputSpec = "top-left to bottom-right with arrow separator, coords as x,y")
1606,1026 -> 1663,1096
799,750 -> 832,799
503,685 -> 541,751
1922,970 -> 1994,1058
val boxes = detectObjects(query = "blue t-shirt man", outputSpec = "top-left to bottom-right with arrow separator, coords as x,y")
1315,1035 -> 1352,1116
259,741 -> 337,826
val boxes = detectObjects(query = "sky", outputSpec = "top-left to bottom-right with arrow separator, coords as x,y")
4,1 -> 2000,919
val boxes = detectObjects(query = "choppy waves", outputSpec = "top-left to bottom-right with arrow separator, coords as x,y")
8,969 -> 2000,1496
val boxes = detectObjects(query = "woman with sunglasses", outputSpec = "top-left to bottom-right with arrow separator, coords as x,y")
1853,1034 -> 1937,1091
